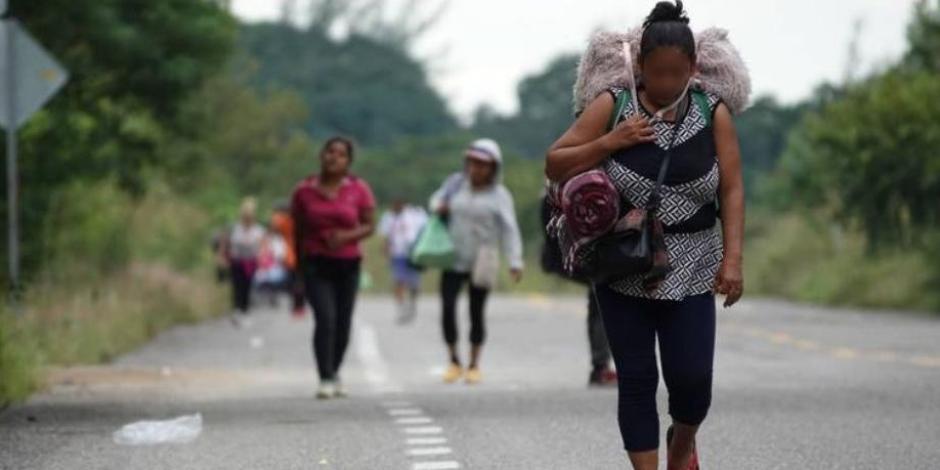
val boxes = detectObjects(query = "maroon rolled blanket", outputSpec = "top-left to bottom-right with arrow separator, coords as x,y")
546,169 -> 620,275
561,170 -> 620,238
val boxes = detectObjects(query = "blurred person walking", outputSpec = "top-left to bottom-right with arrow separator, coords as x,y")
220,197 -> 266,327
271,202 -> 305,318
429,138 -> 524,385
292,137 -> 377,399
253,232 -> 289,307
546,2 -> 746,468
378,199 -> 428,324
540,195 -> 617,388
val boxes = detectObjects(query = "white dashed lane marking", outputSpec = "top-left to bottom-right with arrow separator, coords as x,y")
380,400 -> 461,469
397,417 -> 434,425
404,426 -> 444,435
407,437 -> 448,445
412,462 -> 460,470
363,324 -> 462,469
407,447 -> 453,457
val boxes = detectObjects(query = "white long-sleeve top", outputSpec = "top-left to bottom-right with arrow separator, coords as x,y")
429,173 -> 524,272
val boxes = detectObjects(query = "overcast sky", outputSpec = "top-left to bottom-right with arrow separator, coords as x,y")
232,0 -> 919,119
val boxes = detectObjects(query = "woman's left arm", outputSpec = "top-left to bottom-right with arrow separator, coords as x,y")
497,189 -> 525,283
352,208 -> 377,241
349,181 -> 378,243
713,103 -> 745,307
327,184 -> 378,250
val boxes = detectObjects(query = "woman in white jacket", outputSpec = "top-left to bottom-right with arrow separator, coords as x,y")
429,138 -> 524,384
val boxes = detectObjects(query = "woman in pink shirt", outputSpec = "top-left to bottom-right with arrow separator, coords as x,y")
291,137 -> 377,399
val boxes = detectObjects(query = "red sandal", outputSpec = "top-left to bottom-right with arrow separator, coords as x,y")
666,425 -> 700,470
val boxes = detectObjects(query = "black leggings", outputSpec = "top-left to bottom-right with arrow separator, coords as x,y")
230,261 -> 254,313
593,284 -> 716,452
440,271 -> 490,346
288,268 -> 305,311
302,256 -> 361,381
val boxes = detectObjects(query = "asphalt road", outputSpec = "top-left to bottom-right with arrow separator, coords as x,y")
2,293 -> 940,469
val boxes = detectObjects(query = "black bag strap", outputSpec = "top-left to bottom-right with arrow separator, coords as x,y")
646,93 -> 693,212
607,88 -> 700,212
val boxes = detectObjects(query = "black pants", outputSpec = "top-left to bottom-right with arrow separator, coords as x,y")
302,256 -> 361,381
440,270 -> 490,346
288,268 -> 305,311
594,284 -> 716,452
587,292 -> 612,371
230,260 -> 254,313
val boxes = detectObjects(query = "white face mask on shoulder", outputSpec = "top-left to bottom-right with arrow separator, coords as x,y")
651,79 -> 692,123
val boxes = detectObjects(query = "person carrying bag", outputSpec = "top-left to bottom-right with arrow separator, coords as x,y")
428,138 -> 524,385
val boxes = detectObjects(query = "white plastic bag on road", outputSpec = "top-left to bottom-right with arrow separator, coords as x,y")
113,413 -> 203,446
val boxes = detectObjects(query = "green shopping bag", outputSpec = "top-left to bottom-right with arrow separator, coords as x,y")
358,270 -> 373,290
409,216 -> 455,270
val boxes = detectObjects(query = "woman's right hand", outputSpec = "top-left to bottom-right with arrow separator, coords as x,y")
602,115 -> 656,151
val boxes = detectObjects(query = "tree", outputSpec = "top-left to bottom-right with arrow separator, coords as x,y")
304,0 -> 447,52
238,22 -> 456,145
733,96 -> 806,201
905,0 -> 940,72
6,0 -> 236,278
775,70 -> 940,247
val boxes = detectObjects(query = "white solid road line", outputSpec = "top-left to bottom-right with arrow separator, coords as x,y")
406,447 -> 453,457
412,462 -> 460,470
397,417 -> 434,425
357,321 -> 460,469
354,321 -> 392,389
405,426 -> 444,435
407,437 -> 448,446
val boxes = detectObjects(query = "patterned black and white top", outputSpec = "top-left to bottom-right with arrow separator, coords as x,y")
602,86 -> 724,300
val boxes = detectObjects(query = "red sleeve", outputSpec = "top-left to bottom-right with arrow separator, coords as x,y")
290,187 -> 306,260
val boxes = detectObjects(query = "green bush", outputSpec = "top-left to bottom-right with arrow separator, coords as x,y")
0,183 -> 228,404
746,211 -> 938,312
39,182 -> 133,281
0,312 -> 39,405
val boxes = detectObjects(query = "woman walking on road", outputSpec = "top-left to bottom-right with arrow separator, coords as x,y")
546,2 -> 746,468
291,137 -> 377,399
378,198 -> 428,324
430,138 -> 524,385
220,197 -> 266,326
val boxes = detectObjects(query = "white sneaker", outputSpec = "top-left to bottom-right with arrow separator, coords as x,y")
334,378 -> 347,398
395,302 -> 409,325
316,381 -> 336,400
396,299 -> 418,325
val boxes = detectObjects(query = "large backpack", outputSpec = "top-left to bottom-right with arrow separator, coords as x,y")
572,27 -> 752,115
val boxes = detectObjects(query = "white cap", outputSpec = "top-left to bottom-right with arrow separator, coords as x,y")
465,138 -> 502,164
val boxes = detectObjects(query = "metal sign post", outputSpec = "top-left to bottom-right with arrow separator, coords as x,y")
5,19 -> 15,298
0,19 -> 68,301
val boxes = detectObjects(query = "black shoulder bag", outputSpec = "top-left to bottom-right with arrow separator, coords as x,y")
590,92 -> 692,287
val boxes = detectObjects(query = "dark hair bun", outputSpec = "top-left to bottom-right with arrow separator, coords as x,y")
644,1 -> 689,27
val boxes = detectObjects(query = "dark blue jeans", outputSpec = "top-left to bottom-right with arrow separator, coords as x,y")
593,284 -> 716,452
